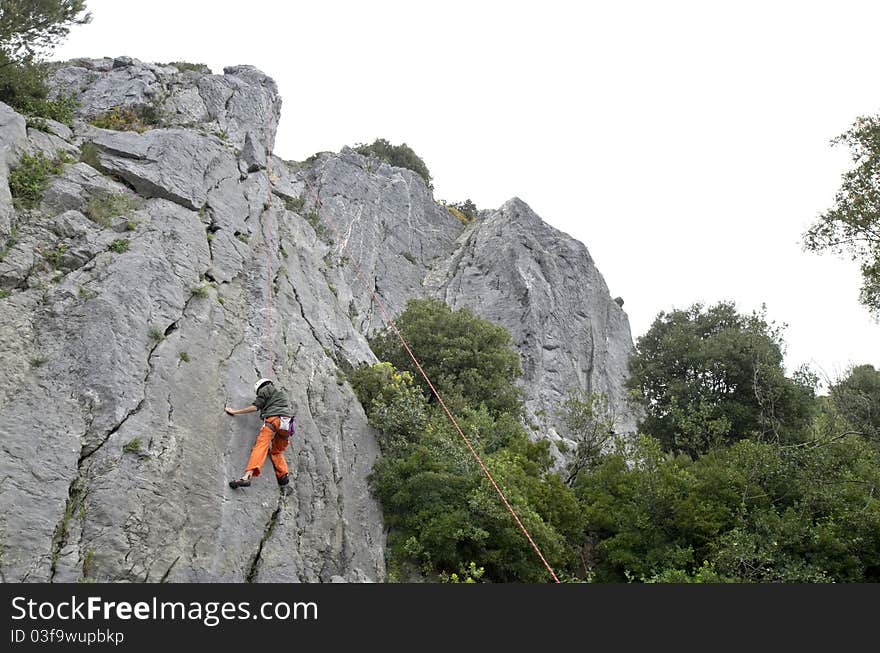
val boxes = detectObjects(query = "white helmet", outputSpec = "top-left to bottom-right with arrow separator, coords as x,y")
254,378 -> 273,394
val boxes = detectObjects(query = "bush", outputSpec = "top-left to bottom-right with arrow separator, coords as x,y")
168,61 -> 211,74
284,195 -> 305,212
89,105 -> 160,132
148,326 -> 164,342
370,298 -> 524,418
576,434 -> 880,582
8,152 -> 65,208
353,138 -> 432,189
178,351 -> 190,363
108,239 -> 129,253
44,243 -> 68,268
80,142 -> 101,169
191,285 -> 209,298
26,116 -> 50,132
0,54 -> 77,125
16,94 -> 77,125
442,199 -> 478,224
122,438 -> 143,454
303,210 -> 328,239
86,191 -> 142,228
350,362 -> 429,456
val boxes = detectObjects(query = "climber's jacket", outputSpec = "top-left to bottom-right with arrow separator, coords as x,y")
254,382 -> 292,420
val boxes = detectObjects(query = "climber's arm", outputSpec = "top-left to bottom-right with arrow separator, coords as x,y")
225,405 -> 258,416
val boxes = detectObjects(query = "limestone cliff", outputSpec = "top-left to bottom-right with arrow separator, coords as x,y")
0,57 -> 634,582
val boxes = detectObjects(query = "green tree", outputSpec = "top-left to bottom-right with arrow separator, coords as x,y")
626,302 -> 815,456
576,435 -> 880,582
349,362 -> 429,456
558,390 -> 617,485
804,114 -> 880,315
368,405 -> 584,582
830,364 -> 880,439
370,298 -> 524,417
352,302 -> 585,582
0,1 -> 90,62
0,1 -> 90,117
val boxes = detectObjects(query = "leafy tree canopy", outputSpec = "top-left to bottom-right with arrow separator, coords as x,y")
0,0 -> 90,62
830,364 -> 880,439
576,434 -> 880,582
804,114 -> 880,315
0,0 -> 90,117
626,301 -> 815,456
370,298 -> 524,418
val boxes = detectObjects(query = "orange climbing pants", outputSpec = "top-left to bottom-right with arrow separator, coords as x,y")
244,416 -> 289,478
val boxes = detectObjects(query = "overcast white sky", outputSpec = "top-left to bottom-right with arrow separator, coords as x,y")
55,0 -> 879,384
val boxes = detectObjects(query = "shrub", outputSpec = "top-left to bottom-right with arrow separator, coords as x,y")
235,232 -> 249,244
122,438 -> 143,454
444,199 -> 478,224
370,298 -> 524,417
0,289 -> 10,299
86,192 -> 142,228
0,57 -> 77,125
0,228 -> 18,263
44,243 -> 68,268
576,434 -> 880,582
304,210 -> 328,238
168,61 -> 212,75
284,195 -> 305,212
89,105 -> 160,132
108,239 -> 129,253
8,152 -> 65,208
148,326 -> 164,342
353,138 -> 432,188
17,95 -> 77,126
178,351 -> 190,363
26,116 -> 50,132
30,356 -> 48,367
80,142 -> 101,169
191,285 -> 209,298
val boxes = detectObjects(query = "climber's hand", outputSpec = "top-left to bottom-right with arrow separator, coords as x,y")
225,406 -> 236,416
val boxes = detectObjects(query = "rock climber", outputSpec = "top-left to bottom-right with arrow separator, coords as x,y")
226,378 -> 295,489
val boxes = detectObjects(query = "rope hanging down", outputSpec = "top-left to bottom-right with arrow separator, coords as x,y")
297,174 -> 561,584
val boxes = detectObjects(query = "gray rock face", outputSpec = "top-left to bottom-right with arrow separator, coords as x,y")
0,102 -> 28,236
426,198 -> 639,446
0,57 -> 635,583
87,128 -> 237,210
0,65 -> 383,583
300,148 -> 463,331
48,58 -> 281,153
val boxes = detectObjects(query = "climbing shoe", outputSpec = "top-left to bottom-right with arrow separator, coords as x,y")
229,478 -> 251,489
277,473 -> 289,487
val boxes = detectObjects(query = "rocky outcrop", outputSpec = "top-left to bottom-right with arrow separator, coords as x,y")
426,199 -> 638,442
0,57 -> 635,583
0,61 -> 382,583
